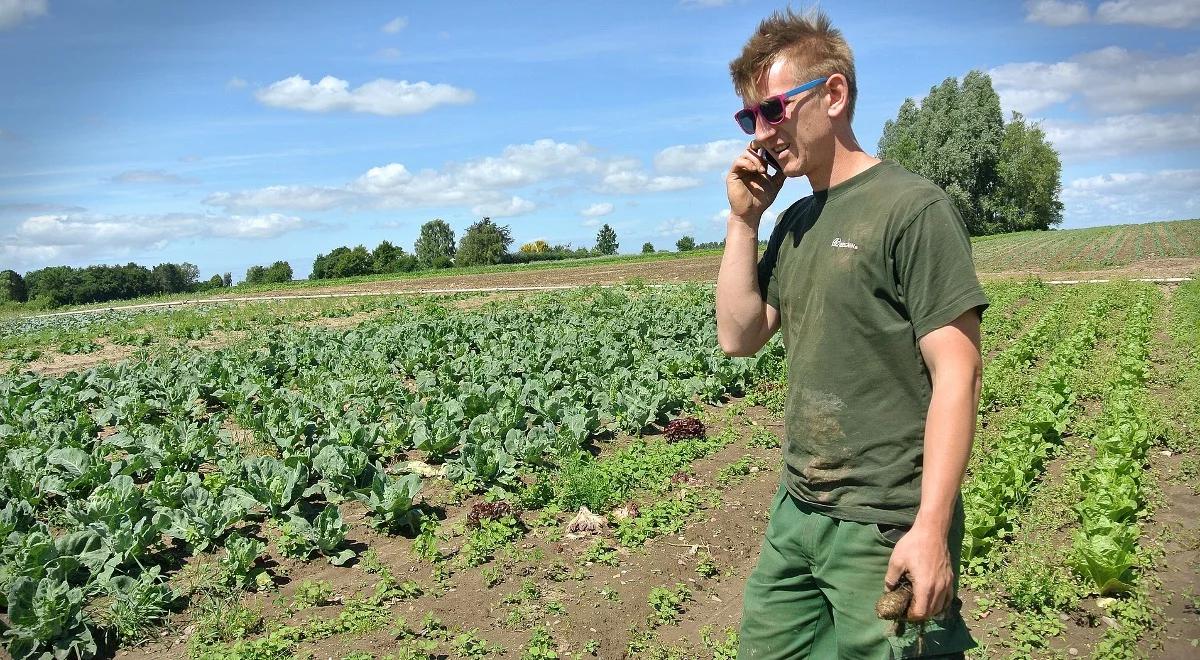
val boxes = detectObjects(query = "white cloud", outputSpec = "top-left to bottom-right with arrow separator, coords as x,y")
657,219 -> 695,236
0,0 -> 47,30
654,139 -> 744,174
111,169 -> 196,185
212,213 -> 309,238
711,208 -> 777,225
990,47 -> 1200,115
1042,112 -> 1200,159
1022,0 -> 1200,28
207,139 -> 701,217
1096,0 -> 1200,28
226,76 -> 248,90
205,185 -> 354,211
1024,1 -> 1091,26
381,16 -> 408,33
582,218 -> 604,228
472,196 -> 537,218
581,202 -> 614,217
1068,168 -> 1200,194
1,211 -> 312,270
1063,168 -> 1200,226
598,158 -> 700,194
255,75 -> 475,116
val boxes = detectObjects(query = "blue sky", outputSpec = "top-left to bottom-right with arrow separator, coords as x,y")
1,0 -> 1197,281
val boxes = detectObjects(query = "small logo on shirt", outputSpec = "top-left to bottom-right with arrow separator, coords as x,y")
831,238 -> 859,250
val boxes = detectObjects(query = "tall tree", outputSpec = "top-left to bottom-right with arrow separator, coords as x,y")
0,269 -> 27,303
878,70 -> 1007,235
414,219 -> 456,268
312,245 -> 372,279
245,261 -> 292,284
151,262 -> 198,294
676,235 -> 696,252
988,112 -> 1064,232
594,224 -> 619,255
456,217 -> 512,267
371,240 -> 415,273
641,242 -> 655,254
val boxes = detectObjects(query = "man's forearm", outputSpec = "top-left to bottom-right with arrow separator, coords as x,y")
912,377 -> 978,535
716,217 -> 767,355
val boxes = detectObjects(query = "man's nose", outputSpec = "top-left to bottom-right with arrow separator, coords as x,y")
755,117 -> 777,143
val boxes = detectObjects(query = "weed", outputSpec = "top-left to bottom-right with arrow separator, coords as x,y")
748,427 -> 780,449
700,625 -> 739,660
580,539 -> 620,567
477,565 -> 502,589
715,455 -> 766,487
289,580 -> 335,612
452,628 -> 503,658
522,625 -> 558,660
647,583 -> 692,627
615,491 -> 705,547
458,515 -> 523,567
412,517 -> 443,562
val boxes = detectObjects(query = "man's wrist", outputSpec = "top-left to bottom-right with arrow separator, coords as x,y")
727,215 -> 761,238
911,509 -> 952,537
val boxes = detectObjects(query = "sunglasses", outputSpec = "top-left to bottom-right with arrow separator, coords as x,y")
734,78 -> 827,135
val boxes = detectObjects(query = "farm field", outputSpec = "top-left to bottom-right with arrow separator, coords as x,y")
6,219 -> 1199,327
1,279 -> 1198,660
970,219 -> 1200,276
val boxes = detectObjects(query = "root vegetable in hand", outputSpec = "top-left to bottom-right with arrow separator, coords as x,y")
875,575 -> 913,621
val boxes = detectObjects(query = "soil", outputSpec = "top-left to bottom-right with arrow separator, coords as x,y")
116,402 -> 787,660
979,257 -> 1200,283
1143,452 -> 1200,658
24,339 -> 136,377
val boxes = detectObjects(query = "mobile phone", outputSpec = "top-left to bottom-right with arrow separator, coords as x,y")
759,148 -> 781,176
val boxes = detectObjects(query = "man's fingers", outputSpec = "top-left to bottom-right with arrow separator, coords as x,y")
907,585 -> 932,621
734,151 -> 767,175
883,561 -> 902,590
935,587 -> 953,618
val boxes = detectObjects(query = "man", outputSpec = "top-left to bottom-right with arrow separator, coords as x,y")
716,8 -> 987,659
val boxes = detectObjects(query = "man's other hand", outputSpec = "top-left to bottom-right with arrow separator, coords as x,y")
883,525 -> 953,621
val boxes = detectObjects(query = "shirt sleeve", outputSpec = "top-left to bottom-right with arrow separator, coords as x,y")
894,199 -> 990,339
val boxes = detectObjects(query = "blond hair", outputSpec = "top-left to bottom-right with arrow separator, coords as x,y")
729,7 -> 857,123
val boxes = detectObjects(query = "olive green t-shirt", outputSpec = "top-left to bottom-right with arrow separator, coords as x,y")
757,160 -> 989,526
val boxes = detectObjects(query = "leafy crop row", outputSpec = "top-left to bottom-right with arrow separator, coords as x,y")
1070,287 -> 1159,596
963,296 -> 1111,567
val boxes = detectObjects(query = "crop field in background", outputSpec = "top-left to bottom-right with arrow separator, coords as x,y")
1,276 -> 1198,660
6,219 -> 1199,325
971,219 -> 1200,274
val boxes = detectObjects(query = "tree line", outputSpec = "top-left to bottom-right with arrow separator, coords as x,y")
0,263 -> 232,308
0,219 -> 697,308
309,218 -> 636,281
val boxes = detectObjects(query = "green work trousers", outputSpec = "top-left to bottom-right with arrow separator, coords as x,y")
738,484 -> 977,659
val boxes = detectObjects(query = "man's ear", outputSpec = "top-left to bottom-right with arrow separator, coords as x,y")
824,73 -> 850,120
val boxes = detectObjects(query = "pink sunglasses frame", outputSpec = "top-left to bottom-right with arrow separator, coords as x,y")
734,77 -> 827,134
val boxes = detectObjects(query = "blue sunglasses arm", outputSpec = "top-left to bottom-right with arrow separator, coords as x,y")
783,78 -> 828,98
